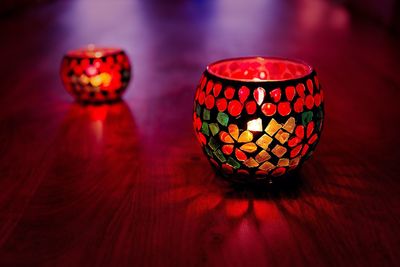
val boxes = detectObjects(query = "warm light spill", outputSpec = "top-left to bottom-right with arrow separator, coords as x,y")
247,118 -> 263,132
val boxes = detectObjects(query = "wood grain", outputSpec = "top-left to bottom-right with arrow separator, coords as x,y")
0,0 -> 400,266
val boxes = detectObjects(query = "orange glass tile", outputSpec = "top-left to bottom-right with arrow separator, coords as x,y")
219,131 -> 234,143
243,157 -> 259,168
278,158 -> 289,167
282,117 -> 295,133
275,129 -> 290,144
238,131 -> 253,143
255,150 -> 271,163
259,161 -> 275,172
240,142 -> 257,153
271,144 -> 287,157
255,134 -> 273,150
265,118 -> 281,136
228,124 -> 239,140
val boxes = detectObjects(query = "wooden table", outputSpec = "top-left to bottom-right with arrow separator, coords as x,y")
1,0 -> 400,266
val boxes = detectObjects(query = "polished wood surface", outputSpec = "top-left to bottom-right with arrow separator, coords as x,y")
1,0 -> 400,266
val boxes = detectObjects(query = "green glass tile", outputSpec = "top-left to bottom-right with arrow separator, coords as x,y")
217,112 -> 229,126
208,137 -> 220,151
196,104 -> 201,116
227,157 -> 240,169
209,123 -> 220,136
205,146 -> 213,157
201,122 -> 210,136
203,109 -> 210,121
214,149 -> 226,163
302,111 -> 313,125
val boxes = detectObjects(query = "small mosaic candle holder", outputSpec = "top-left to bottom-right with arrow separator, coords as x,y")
60,45 -> 131,103
193,57 -> 324,182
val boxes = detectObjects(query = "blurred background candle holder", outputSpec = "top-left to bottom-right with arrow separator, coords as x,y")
60,45 -> 131,103
193,57 -> 324,183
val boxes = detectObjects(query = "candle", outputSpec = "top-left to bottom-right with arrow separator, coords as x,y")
60,45 -> 131,103
193,57 -> 324,182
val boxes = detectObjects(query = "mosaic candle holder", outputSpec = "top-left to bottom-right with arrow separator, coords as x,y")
193,57 -> 324,181
60,46 -> 131,103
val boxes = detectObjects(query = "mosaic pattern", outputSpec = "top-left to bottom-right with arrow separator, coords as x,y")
193,57 -> 324,180
60,47 -> 131,103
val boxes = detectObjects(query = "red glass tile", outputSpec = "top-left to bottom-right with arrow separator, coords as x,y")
216,98 -> 227,112
200,77 -> 207,91
288,137 -> 301,147
285,86 -> 296,101
239,86 -> 250,103
206,80 -> 214,95
198,132 -> 206,145
198,91 -> 205,105
290,145 -> 302,158
224,86 -> 235,99
308,133 -> 318,144
314,76 -> 319,90
235,148 -> 247,161
271,167 -> 286,177
222,164 -> 233,174
301,144 -> 309,156
261,103 -> 276,116
205,95 -> 215,109
278,102 -> 291,116
314,93 -> 322,107
296,83 -> 306,98
81,58 -> 90,68
307,121 -> 314,138
305,95 -> 314,109
306,79 -> 313,94
228,100 -> 243,116
269,88 -> 281,103
295,125 -> 305,139
195,117 -> 202,131
222,145 -> 234,155
294,98 -> 304,113
245,100 -> 257,115
213,82 -> 222,97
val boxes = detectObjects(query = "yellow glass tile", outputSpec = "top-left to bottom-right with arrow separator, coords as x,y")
238,131 -> 253,143
240,142 -> 257,153
283,117 -> 295,133
247,118 -> 263,132
271,144 -> 287,157
228,124 -> 239,140
275,129 -> 290,144
259,161 -> 275,171
79,74 -> 90,85
90,75 -> 102,87
100,73 -> 112,86
255,134 -> 273,150
244,157 -> 259,168
265,118 -> 282,136
289,156 -> 301,167
255,150 -> 271,163
219,131 -> 234,143
278,158 -> 289,167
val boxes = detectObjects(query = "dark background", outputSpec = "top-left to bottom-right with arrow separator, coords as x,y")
0,0 -> 399,266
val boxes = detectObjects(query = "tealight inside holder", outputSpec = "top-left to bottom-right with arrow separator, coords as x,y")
60,46 -> 131,103
193,57 -> 324,182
